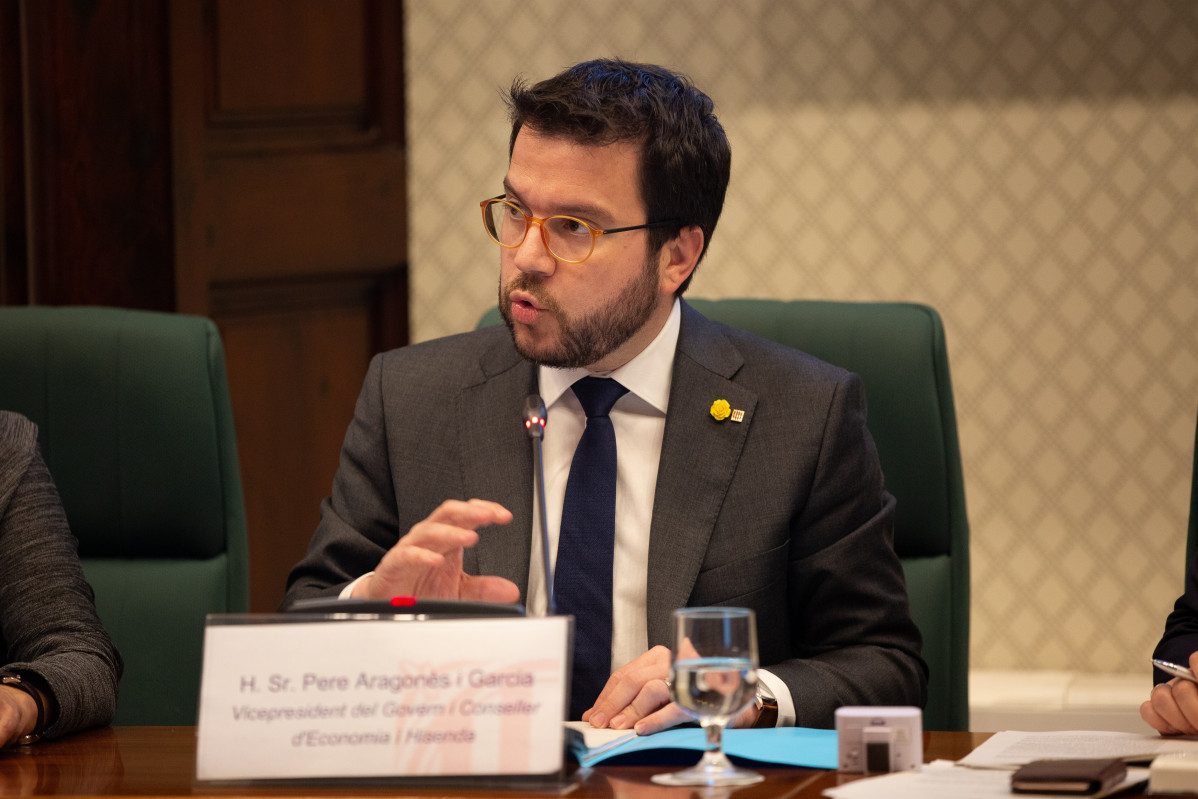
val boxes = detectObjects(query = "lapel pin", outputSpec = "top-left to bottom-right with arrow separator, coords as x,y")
711,399 -> 745,423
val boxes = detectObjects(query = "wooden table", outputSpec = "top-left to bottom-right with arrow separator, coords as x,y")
0,727 -> 1156,797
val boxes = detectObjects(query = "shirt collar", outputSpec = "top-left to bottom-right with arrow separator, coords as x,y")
538,298 -> 681,413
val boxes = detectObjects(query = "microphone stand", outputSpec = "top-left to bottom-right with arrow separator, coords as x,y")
523,395 -> 556,614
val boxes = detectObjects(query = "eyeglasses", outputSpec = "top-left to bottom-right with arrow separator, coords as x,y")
480,196 -> 678,264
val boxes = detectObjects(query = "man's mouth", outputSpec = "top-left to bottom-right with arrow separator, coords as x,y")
508,291 -> 544,325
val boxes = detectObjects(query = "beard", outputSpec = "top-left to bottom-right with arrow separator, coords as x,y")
498,254 -> 660,369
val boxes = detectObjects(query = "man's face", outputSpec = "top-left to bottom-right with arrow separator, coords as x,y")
497,127 -> 671,372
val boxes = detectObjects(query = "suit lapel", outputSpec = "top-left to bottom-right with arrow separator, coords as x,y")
646,304 -> 757,647
455,306 -> 756,627
458,333 -> 538,599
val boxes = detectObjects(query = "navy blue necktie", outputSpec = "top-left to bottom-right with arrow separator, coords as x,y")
555,376 -> 628,720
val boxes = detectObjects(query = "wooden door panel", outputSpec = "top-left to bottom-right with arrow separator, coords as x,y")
212,0 -> 367,116
221,300 -> 373,611
206,150 -> 405,280
172,0 -> 407,611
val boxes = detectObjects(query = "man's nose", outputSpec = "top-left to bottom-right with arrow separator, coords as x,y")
513,222 -> 557,275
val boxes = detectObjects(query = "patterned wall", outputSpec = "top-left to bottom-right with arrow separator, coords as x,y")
405,0 -> 1198,674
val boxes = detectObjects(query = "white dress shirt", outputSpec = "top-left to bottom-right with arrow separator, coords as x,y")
524,300 -> 680,671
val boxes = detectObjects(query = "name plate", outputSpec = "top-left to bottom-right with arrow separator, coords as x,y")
195,615 -> 569,781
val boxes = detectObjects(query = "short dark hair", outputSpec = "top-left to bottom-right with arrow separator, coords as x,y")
506,59 -> 731,293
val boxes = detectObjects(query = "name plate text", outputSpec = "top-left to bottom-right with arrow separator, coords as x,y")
195,615 -> 568,781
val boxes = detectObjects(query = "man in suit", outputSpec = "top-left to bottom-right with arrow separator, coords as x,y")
284,58 -> 926,731
1143,549 -> 1198,734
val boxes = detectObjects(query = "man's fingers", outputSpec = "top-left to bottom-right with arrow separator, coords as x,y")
632,700 -> 691,736
377,539 -> 446,576
399,500 -> 512,553
1172,679 -> 1198,733
401,522 -> 480,554
586,646 -> 671,728
362,499 -> 514,601
1142,698 -> 1182,735
677,637 -> 700,660
586,670 -> 642,729
608,678 -> 673,730
459,575 -> 521,604
426,498 -> 513,529
1151,683 -> 1198,735
360,546 -> 445,599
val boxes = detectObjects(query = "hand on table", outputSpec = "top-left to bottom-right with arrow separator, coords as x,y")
581,643 -> 759,734
1142,652 -> 1198,735
352,499 -> 520,603
0,683 -> 38,748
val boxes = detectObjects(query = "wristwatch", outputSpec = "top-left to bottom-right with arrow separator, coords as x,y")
750,680 -> 779,728
2,674 -> 45,744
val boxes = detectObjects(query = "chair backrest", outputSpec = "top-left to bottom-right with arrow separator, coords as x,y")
479,298 -> 971,730
0,306 -> 249,724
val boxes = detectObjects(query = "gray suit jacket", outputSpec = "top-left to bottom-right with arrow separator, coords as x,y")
0,411 -> 122,740
284,301 -> 927,726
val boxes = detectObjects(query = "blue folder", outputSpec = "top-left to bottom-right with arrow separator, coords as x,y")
568,726 -> 838,769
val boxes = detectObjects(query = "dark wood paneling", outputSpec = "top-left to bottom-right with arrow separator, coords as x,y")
217,278 -> 379,611
199,0 -> 405,282
0,0 -> 27,304
20,0 -> 174,309
171,0 -> 408,611
206,150 -> 405,281
212,0 -> 367,125
2,0 -> 408,614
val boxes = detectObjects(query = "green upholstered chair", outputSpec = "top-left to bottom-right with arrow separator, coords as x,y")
0,306 -> 249,725
479,298 -> 971,730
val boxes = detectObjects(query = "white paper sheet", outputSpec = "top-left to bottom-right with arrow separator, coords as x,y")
958,729 -> 1198,768
822,760 -> 1148,799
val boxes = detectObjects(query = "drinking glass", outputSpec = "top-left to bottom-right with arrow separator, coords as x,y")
651,607 -> 764,787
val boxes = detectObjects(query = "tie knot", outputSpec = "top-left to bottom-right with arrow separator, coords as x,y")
572,376 -> 628,419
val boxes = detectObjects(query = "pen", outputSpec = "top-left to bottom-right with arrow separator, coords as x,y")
1153,659 -> 1198,683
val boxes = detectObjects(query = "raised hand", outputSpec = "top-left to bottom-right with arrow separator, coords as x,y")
353,499 -> 520,603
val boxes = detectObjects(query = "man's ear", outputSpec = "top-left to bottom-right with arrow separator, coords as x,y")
657,225 -> 704,295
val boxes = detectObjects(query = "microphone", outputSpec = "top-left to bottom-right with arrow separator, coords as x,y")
523,395 -> 546,439
523,395 -> 555,614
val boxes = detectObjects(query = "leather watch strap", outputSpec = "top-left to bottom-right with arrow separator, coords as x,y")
750,681 -> 779,728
